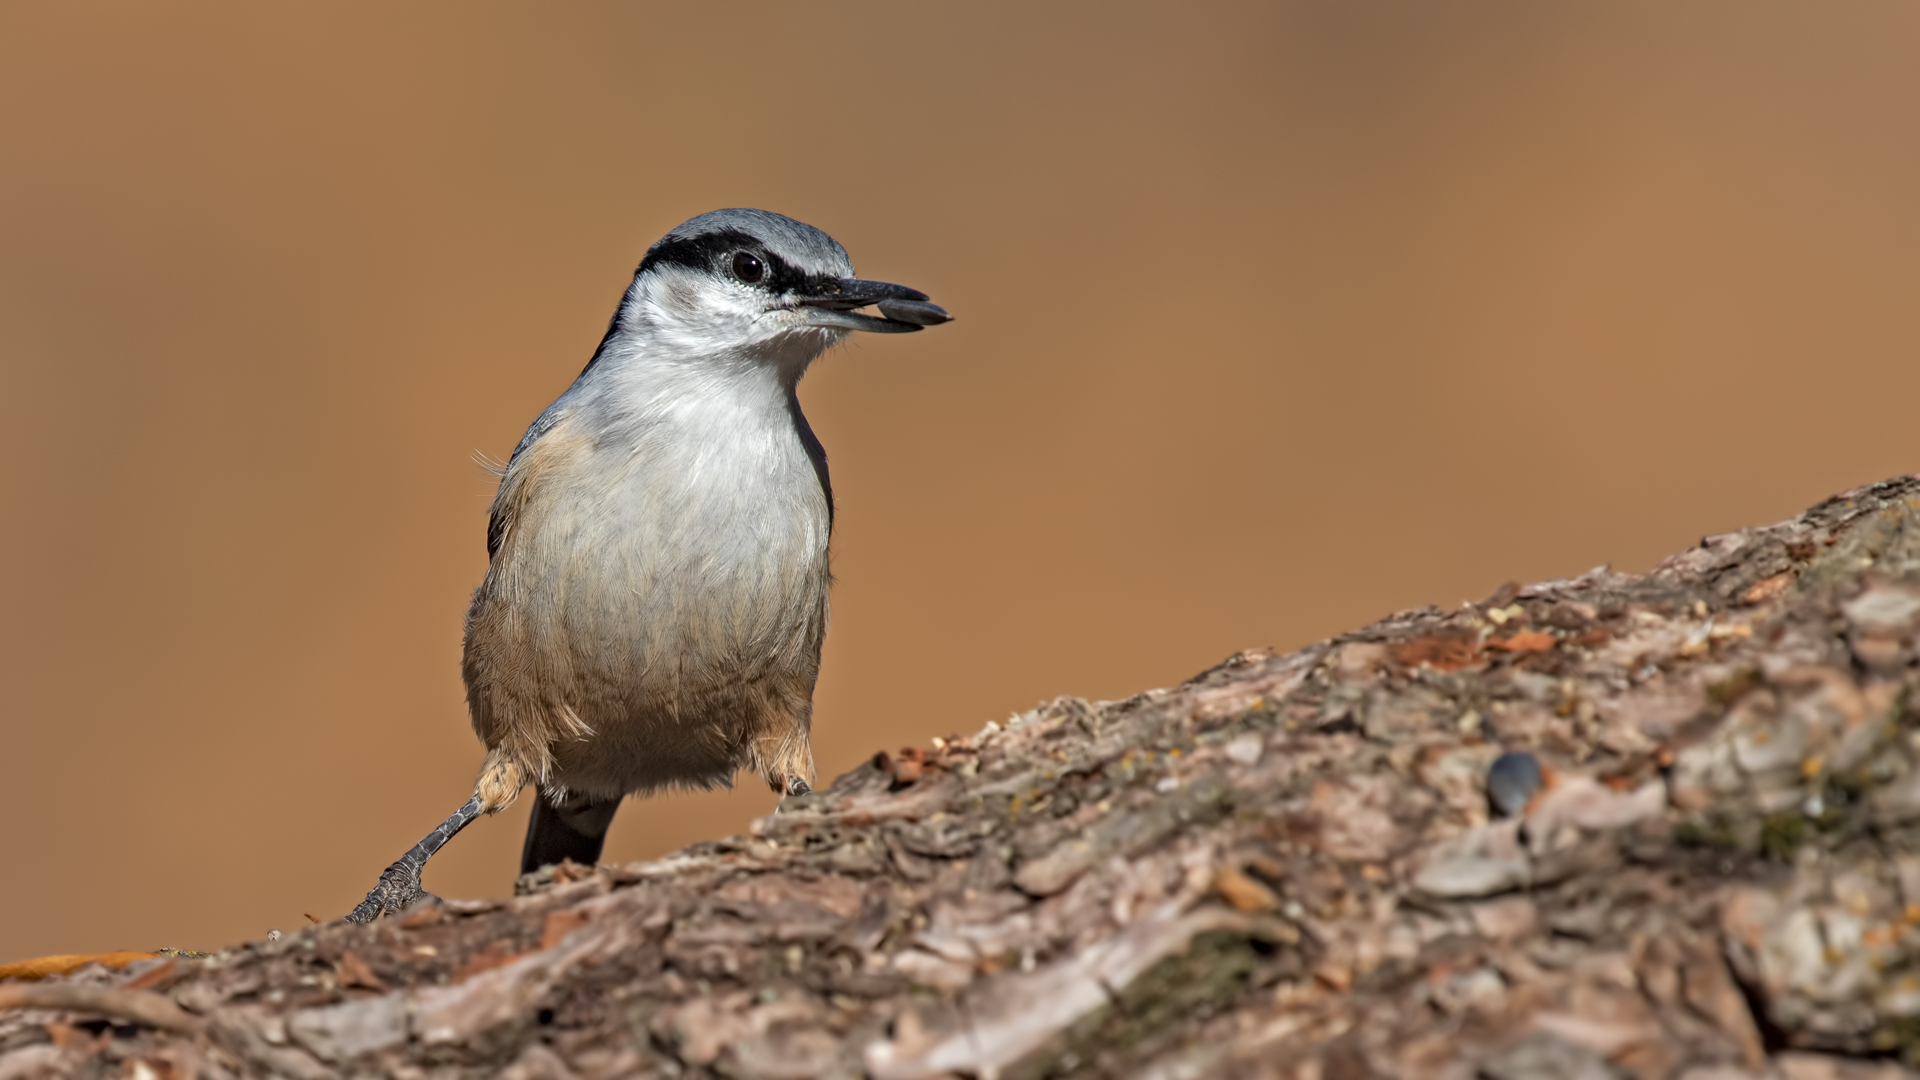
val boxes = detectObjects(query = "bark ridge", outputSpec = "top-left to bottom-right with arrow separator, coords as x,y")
9,477 -> 1920,1079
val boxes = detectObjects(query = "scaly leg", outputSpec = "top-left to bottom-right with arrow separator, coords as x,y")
345,795 -> 483,924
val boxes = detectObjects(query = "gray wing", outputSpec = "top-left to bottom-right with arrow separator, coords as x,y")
487,405 -> 568,560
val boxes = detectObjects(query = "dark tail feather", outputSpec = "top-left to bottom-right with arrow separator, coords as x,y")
520,789 -> 621,875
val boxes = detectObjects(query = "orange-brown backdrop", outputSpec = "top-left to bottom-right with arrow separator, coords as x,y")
2,3 -> 1916,961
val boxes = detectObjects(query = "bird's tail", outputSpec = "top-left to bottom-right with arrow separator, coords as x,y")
520,788 -> 621,875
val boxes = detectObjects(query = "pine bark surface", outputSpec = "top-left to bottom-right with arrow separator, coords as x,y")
10,476 -> 1920,1080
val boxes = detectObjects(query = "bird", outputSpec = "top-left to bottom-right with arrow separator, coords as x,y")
347,208 -> 950,923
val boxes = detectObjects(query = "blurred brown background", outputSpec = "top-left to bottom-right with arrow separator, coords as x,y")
2,2 -> 1916,961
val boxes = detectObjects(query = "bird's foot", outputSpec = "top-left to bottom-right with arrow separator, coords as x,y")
345,860 -> 434,925
343,796 -> 481,923
784,775 -> 812,798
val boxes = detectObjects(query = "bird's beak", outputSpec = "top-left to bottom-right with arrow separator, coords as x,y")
795,277 -> 953,334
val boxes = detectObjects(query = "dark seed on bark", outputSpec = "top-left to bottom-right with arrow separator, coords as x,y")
1487,751 -> 1544,818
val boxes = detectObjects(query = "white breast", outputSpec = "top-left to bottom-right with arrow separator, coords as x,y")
513,360 -> 831,684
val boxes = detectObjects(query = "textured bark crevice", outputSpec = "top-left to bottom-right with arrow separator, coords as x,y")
8,476 -> 1920,1079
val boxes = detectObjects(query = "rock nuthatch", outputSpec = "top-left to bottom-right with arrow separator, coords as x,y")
348,209 -> 950,922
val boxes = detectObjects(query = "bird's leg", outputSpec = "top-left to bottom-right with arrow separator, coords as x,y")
345,795 -> 483,924
752,714 -> 815,800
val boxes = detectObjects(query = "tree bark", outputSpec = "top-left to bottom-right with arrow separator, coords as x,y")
8,476 -> 1920,1080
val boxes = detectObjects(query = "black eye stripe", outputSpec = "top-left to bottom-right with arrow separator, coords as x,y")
638,228 -> 832,295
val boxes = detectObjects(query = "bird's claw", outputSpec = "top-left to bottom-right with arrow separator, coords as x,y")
345,860 -> 429,925
784,776 -> 812,798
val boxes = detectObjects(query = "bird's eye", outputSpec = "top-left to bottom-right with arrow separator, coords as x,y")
731,251 -> 765,283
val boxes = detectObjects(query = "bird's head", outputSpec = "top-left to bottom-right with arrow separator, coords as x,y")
603,208 -> 950,375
